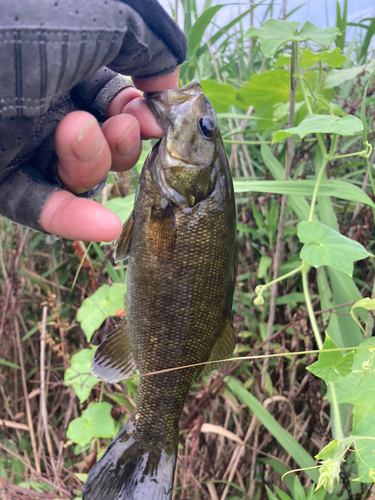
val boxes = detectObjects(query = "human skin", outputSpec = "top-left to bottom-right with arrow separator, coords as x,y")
39,68 -> 180,242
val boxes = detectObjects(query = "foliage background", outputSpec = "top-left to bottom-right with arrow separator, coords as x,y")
1,1 -> 375,499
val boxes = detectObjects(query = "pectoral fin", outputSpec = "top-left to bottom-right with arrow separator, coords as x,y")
114,211 -> 134,263
91,318 -> 136,383
200,317 -> 235,376
149,203 -> 176,262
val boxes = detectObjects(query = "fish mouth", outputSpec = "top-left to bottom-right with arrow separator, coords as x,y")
166,150 -> 207,170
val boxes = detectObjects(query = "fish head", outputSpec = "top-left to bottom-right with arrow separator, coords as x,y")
146,81 -> 221,207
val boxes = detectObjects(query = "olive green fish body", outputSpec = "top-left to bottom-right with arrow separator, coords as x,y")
83,81 -> 236,500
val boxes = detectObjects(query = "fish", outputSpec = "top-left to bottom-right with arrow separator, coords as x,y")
82,81 -> 237,500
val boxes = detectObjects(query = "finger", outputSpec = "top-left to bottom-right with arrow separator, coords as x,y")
105,86 -> 143,118
40,191 -> 122,242
122,98 -> 164,139
101,114 -> 142,172
106,87 -> 164,139
55,111 -> 111,194
132,66 -> 180,93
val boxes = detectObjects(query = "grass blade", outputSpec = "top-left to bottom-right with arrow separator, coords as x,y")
233,179 -> 375,208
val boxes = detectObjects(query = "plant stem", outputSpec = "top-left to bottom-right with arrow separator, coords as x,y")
308,154 -> 328,222
256,264 -> 304,297
302,261 -> 343,443
295,43 -> 313,115
295,40 -> 345,449
99,381 -> 104,403
301,263 -> 323,350
329,381 -> 344,442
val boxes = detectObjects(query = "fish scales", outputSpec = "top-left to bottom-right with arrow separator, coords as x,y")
83,81 -> 237,500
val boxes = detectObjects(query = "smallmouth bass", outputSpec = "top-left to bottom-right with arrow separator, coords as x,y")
83,81 -> 237,500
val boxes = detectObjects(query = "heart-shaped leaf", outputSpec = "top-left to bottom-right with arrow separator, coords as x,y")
273,114 -> 363,142
246,19 -> 339,58
307,334 -> 354,384
298,221 -> 372,276
77,284 -> 127,342
66,402 -> 117,446
64,348 -> 99,403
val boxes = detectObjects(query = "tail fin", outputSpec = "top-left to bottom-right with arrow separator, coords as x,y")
82,419 -> 177,500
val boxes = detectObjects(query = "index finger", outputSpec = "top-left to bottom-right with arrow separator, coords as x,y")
132,66 -> 180,93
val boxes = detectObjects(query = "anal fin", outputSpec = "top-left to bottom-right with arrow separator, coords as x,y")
114,210 -> 134,263
200,317 -> 236,376
92,318 -> 136,383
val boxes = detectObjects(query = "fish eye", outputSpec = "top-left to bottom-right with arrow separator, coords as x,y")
198,116 -> 216,139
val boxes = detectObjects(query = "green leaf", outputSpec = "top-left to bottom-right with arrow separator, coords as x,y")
332,341 -> 375,412
292,475 -> 307,500
196,8 -> 252,59
258,256 -> 272,279
273,101 -> 305,121
329,340 -> 375,482
351,410 -> 375,482
260,144 -> 311,221
276,293 -> 306,306
307,334 -> 354,384
316,439 -> 340,461
245,19 -> 299,57
233,179 -> 375,209
237,69 -> 290,115
105,194 -> 135,224
274,53 -> 291,68
237,70 -> 333,129
200,80 -> 245,113
314,439 -> 343,492
261,459 -> 295,494
187,5 -> 224,55
227,377 -> 319,482
66,402 -> 117,446
316,179 -> 364,348
64,348 -> 99,403
358,17 -> 375,63
297,21 -> 340,47
298,221 -> 371,276
324,59 -> 375,88
74,473 -> 89,484
301,48 -> 346,68
273,114 -> 363,142
274,486 -> 293,500
350,298 -> 375,334
77,284 -> 127,342
0,359 -> 20,370
245,19 -> 339,58
266,486 -> 280,500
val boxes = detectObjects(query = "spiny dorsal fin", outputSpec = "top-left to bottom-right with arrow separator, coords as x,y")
114,211 -> 134,263
200,317 -> 235,376
91,318 -> 136,383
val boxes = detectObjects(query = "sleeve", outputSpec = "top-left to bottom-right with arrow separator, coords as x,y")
0,0 -> 187,233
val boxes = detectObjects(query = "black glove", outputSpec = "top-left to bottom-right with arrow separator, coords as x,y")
0,0 -> 187,231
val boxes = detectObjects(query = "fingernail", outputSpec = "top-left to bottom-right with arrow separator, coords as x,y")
117,122 -> 140,157
72,119 -> 104,162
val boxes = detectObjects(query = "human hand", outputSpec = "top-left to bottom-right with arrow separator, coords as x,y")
39,68 -> 180,242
